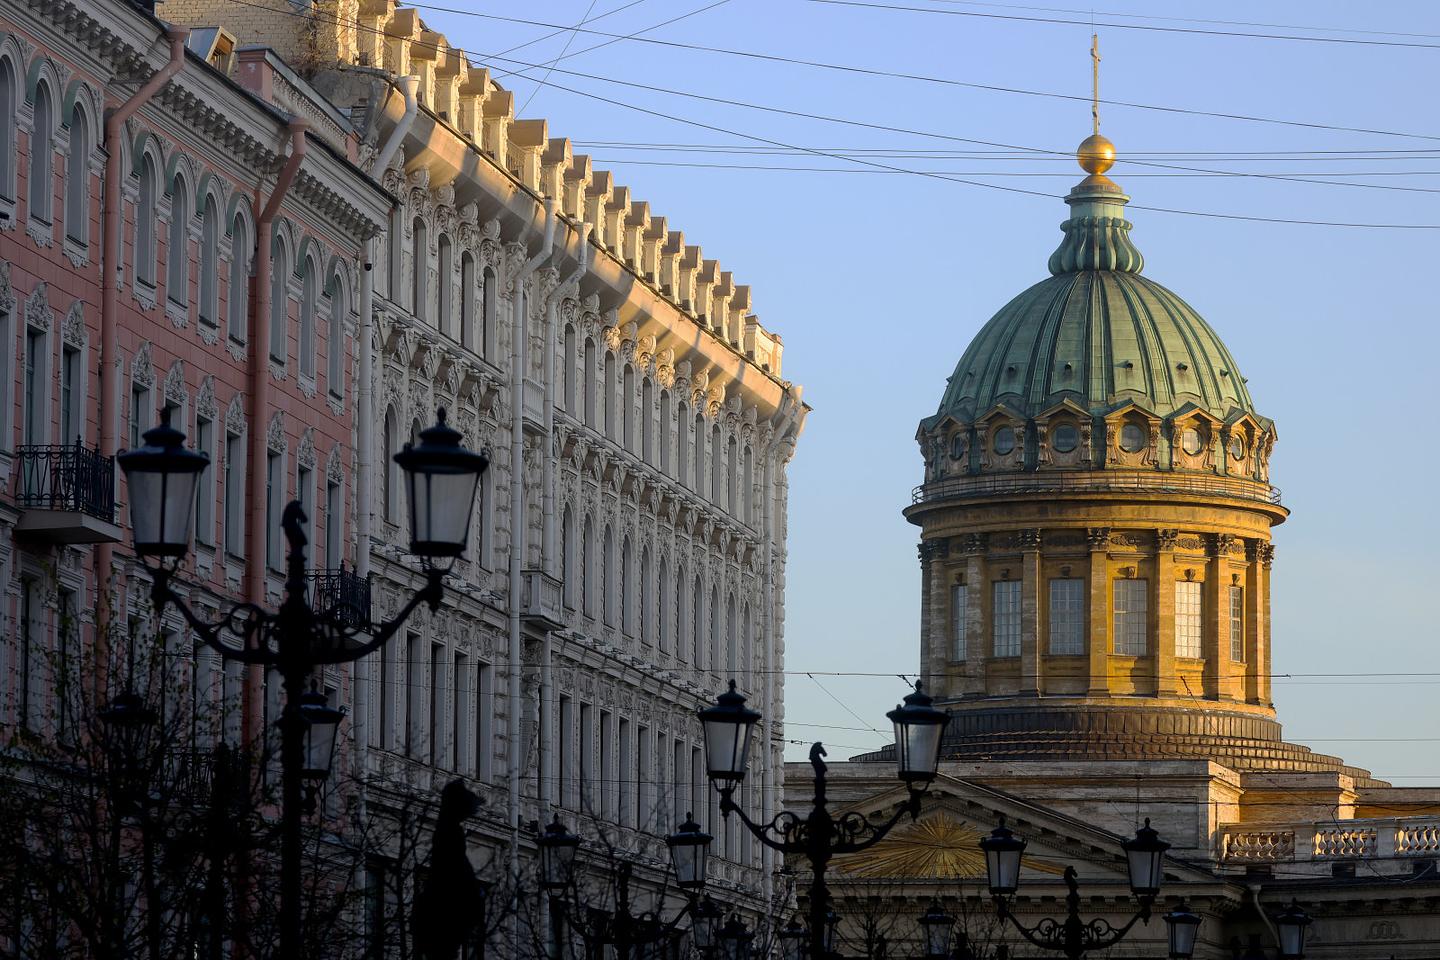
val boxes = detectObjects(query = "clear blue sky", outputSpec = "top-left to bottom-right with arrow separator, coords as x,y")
426,1 -> 1440,783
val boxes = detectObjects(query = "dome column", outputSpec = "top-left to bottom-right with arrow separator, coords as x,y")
1085,528 -> 1111,697
919,539 -> 944,696
1154,530 -> 1180,697
1244,540 -> 1274,706
962,535 -> 989,699
1205,534 -> 1235,700
1019,529 -> 1043,697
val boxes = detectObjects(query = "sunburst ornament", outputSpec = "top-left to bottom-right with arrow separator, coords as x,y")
836,812 -> 1066,880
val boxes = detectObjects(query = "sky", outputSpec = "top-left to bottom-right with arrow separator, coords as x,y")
421,1 -> 1440,784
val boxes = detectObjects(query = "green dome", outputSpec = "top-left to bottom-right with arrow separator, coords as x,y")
935,174 -> 1257,424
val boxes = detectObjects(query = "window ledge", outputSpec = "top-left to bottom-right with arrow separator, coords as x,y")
197,318 -> 220,346
296,374 -> 317,399
62,235 -> 88,268
226,334 -> 247,363
0,197 -> 15,230
325,391 -> 344,416
26,215 -> 53,248
133,279 -> 158,311
268,357 -> 287,381
166,297 -> 189,329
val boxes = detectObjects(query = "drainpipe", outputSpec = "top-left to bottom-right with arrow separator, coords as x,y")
508,198 -> 556,882
97,26 -> 187,661
244,120 -> 307,743
372,76 -> 418,180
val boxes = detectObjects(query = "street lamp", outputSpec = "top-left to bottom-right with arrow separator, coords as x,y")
98,688 -> 158,813
718,916 -> 752,960
979,819 -> 1173,959
1274,900 -> 1311,959
777,917 -> 806,960
118,408 -> 486,959
1162,901 -> 1202,959
297,685 -> 344,810
918,902 -> 954,959
537,816 -> 581,892
667,812 -> 713,890
691,896 -> 724,955
699,680 -> 946,960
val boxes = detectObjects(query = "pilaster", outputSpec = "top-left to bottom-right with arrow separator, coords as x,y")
1245,539 -> 1269,705
1019,528 -> 1042,696
1154,529 -> 1178,697
1085,527 -> 1110,697
963,534 -> 988,698
1206,533 -> 1234,700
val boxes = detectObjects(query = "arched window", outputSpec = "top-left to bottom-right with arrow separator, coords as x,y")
64,103 -> 88,244
692,577 -> 704,668
167,176 -> 189,307
562,325 -> 577,412
727,436 -> 738,514
622,365 -> 636,450
602,524 -> 616,626
603,352 -> 616,438
657,555 -> 669,652
387,206 -> 403,299
460,251 -> 475,350
0,58 -> 15,200
639,546 -> 652,644
28,81 -> 53,224
326,270 -> 346,394
583,339 -> 597,427
675,563 -> 689,662
582,516 -> 596,618
641,378 -> 654,463
382,405 -> 399,522
199,196 -> 219,325
411,216 -> 427,320
299,259 -> 317,378
269,234 -> 289,362
711,424 -> 723,507
710,585 -> 722,676
676,401 -> 690,486
481,265 -> 496,358
228,213 -> 249,343
621,536 -> 634,636
659,390 -> 671,474
694,412 -> 706,498
726,593 -> 738,676
561,506 -> 577,608
437,234 -> 453,337
742,603 -> 753,679
136,154 -> 158,286
743,446 -> 755,524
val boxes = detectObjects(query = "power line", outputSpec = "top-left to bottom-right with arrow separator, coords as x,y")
572,141 -> 1440,158
488,0 -> 650,61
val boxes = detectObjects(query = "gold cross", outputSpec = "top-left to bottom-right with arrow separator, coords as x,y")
1091,33 -> 1101,135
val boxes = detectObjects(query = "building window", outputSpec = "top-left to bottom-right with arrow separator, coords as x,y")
266,451 -> 282,570
437,234 -> 452,337
453,651 -> 471,773
325,477 -> 342,569
29,81 -> 53,225
270,236 -> 289,362
622,365 -> 636,451
167,177 -> 189,307
405,632 -> 423,758
460,252 -> 475,351
1113,579 -> 1149,656
24,329 -> 47,446
602,352 -> 616,438
579,702 -> 594,811
59,345 -> 80,444
1175,580 -> 1203,659
950,583 -> 968,661
476,660 -> 493,780
481,266 -> 495,358
18,578 -> 39,728
561,505 -> 576,608
297,464 -> 313,547
991,580 -> 1021,658
1230,585 -> 1245,661
558,695 -> 572,808
65,104 -> 88,245
0,58 -> 15,201
428,643 -> 443,767
228,214 -> 249,344
1048,578 -> 1085,655
0,305 -> 12,449
128,380 -> 150,450
223,430 -> 244,556
136,154 -> 157,287
411,217 -> 427,321
659,390 -> 672,474
328,273 -> 346,397
195,414 -> 215,546
199,196 -> 219,326
382,406 -> 399,523
299,261 -> 317,378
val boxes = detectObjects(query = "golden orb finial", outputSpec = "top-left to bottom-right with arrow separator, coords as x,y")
1077,133 -> 1115,175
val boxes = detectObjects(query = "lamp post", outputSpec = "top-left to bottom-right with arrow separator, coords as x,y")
979,817 -> 1177,959
117,408 -> 486,958
918,902 -> 954,959
699,680 -> 948,959
1162,902 -> 1201,959
536,814 -> 714,957
1273,900 -> 1311,959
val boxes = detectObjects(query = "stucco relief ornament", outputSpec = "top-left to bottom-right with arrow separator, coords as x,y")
0,262 -> 14,312
25,283 -> 53,331
1156,528 -> 1180,552
225,394 -> 247,435
1017,528 -> 1043,551
163,360 -> 186,406
296,428 -> 316,469
62,301 -> 86,348
1210,533 -> 1236,557
266,411 -> 286,454
196,376 -> 217,419
1086,527 -> 1112,551
326,445 -> 345,484
131,340 -> 154,386
655,349 -> 676,389
962,532 -> 988,555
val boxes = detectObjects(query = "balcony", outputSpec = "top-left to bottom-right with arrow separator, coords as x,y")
14,442 -> 122,544
308,565 -> 372,628
520,569 -> 565,632
1220,817 -> 1440,877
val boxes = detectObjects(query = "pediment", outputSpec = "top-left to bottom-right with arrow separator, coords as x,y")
1034,397 -> 1090,423
1169,402 -> 1223,427
1100,398 -> 1162,423
976,403 -> 1024,426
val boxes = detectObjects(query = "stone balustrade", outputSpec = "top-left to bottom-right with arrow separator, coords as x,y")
1220,818 -> 1440,872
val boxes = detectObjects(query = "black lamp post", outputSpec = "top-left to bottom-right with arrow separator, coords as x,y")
699,680 -> 947,959
777,917 -> 806,960
717,916 -> 753,960
918,902 -> 954,959
1163,901 -> 1202,959
117,408 -> 486,958
979,817 -> 1175,959
1273,900 -> 1311,959
537,814 -> 715,957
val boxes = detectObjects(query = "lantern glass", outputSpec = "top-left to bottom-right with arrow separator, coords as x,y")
393,408 -> 488,561
537,817 -> 581,891
979,818 -> 1027,896
821,909 -> 839,954
666,812 -> 712,889
718,917 -> 752,960
887,681 -> 949,784
698,680 -> 760,784
1163,902 -> 1202,959
690,897 -> 722,951
118,414 -> 209,558
918,902 -> 953,958
1122,818 -> 1170,898
297,686 -> 345,781
776,918 -> 806,960
1275,901 -> 1310,959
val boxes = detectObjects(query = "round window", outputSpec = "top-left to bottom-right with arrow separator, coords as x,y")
993,426 -> 1016,456
1119,422 -> 1146,453
1229,435 -> 1246,461
951,432 -> 967,460
1181,427 -> 1204,456
1051,423 -> 1079,453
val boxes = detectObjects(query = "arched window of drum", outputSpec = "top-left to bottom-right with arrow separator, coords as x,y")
167,175 -> 190,307
410,217 -> 427,321
382,405 -> 398,522
199,196 -> 219,326
583,339 -> 597,427
622,365 -> 636,451
603,352 -> 616,438
675,401 -> 689,486
481,265 -> 497,359
602,525 -> 616,626
561,506 -> 576,608
0,58 -> 16,200
639,546 -> 652,644
136,154 -> 158,286
299,257 -> 318,378
65,102 -> 89,244
437,234 -> 453,337
228,213 -> 249,343
28,80 -> 53,224
621,536 -> 635,635
641,378 -> 654,464
460,252 -> 475,350
582,516 -> 596,617
726,593 -> 738,676
326,270 -> 346,395
269,234 -> 290,362
562,326 -> 577,412
657,555 -> 669,652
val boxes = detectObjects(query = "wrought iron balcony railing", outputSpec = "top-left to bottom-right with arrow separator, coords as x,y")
16,442 -> 117,522
308,565 -> 372,628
